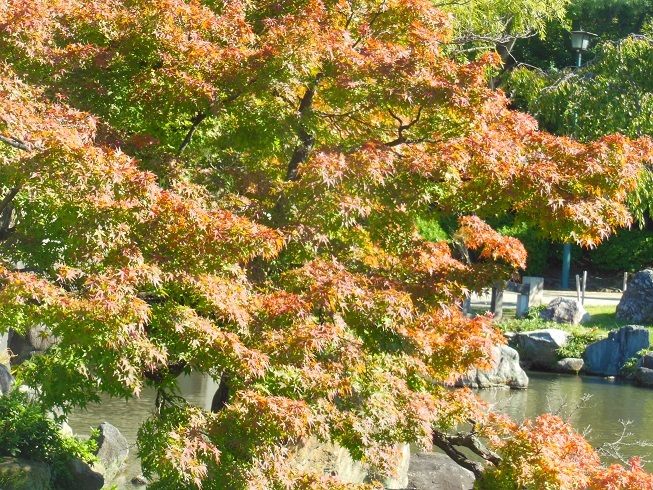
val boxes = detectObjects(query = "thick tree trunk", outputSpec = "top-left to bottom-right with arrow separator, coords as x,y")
211,375 -> 230,412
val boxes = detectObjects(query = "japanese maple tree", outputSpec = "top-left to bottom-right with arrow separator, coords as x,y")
0,1 -> 651,489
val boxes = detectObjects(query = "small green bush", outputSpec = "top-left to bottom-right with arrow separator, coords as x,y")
621,348 -> 653,375
415,215 -> 449,242
590,228 -> 653,272
525,305 -> 547,320
498,315 -> 553,333
557,328 -> 603,359
0,390 -> 97,488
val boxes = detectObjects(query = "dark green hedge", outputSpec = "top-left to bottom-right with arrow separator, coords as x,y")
497,222 -> 550,276
590,228 -> 653,272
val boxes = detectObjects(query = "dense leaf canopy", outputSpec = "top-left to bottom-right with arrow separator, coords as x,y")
1,1 -> 652,488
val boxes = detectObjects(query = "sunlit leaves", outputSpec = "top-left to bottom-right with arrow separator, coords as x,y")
1,1 -> 653,488
478,413 -> 653,490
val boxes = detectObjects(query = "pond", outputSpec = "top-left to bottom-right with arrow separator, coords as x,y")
68,372 -> 653,489
477,371 -> 653,470
68,374 -> 219,489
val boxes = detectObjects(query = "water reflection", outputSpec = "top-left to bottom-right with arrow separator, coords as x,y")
68,374 -> 219,489
478,372 -> 653,470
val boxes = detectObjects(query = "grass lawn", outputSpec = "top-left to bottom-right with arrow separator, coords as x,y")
583,305 -> 631,331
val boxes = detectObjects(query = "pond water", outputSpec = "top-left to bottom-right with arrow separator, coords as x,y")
68,372 -> 653,488
68,374 -> 219,489
477,372 -> 653,470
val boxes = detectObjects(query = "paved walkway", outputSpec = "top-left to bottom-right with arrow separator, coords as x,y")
470,288 -> 622,311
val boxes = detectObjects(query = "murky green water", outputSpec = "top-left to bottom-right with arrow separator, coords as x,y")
68,372 -> 653,488
68,374 -> 219,489
477,372 -> 653,470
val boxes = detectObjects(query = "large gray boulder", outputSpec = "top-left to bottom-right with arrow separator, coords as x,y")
584,326 -> 650,376
616,269 -> 653,323
60,458 -> 104,490
92,422 -> 129,482
634,367 -> 653,388
455,345 -> 528,389
289,437 -> 409,488
8,325 -> 59,366
405,452 -> 475,490
539,297 -> 591,325
0,457 -> 51,490
514,329 -> 570,370
0,363 -> 13,396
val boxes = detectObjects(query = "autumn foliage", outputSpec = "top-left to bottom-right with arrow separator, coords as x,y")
0,1 -> 652,489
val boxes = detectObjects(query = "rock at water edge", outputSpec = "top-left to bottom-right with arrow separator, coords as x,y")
514,329 -> 570,371
60,458 -> 104,490
584,326 -> 650,376
634,367 -> 653,388
406,452 -> 475,490
555,358 -> 584,374
93,422 -> 129,483
455,345 -> 528,389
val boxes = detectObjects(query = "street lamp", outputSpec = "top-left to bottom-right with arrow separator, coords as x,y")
570,30 -> 598,67
561,28 -> 597,290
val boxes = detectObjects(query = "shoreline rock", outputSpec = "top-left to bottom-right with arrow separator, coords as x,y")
454,345 -> 528,390
514,329 -> 570,371
584,325 -> 650,376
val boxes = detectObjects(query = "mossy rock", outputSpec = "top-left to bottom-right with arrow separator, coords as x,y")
0,457 -> 51,490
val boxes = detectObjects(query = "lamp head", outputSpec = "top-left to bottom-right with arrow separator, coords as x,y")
570,30 -> 598,52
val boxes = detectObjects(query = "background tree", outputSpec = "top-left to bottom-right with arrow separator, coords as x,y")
509,0 -> 653,70
440,0 -> 572,77
0,1 -> 652,488
506,35 -> 653,228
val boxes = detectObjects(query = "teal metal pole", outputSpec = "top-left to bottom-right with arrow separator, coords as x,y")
561,50 -> 583,289
561,243 -> 571,289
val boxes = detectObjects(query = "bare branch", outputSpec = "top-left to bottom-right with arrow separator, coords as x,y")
432,430 -> 497,477
0,135 -> 42,152
596,419 -> 653,465
177,111 -> 207,157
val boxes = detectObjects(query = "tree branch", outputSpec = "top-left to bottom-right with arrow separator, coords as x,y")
0,135 -> 42,152
211,374 -> 230,412
385,106 -> 422,147
432,429 -> 501,478
176,83 -> 256,157
0,185 -> 21,217
285,73 -> 323,182
177,111 -> 207,157
352,8 -> 385,50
